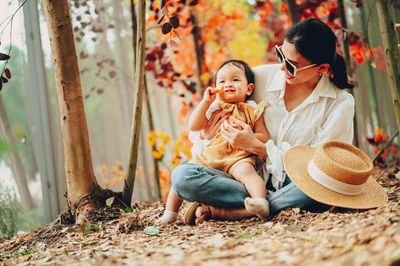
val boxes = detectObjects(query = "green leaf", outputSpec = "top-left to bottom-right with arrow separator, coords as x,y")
124,207 -> 135,213
236,233 -> 252,239
84,223 -> 101,234
144,226 -> 159,236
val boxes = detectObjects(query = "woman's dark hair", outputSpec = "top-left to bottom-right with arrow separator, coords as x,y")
216,59 -> 255,85
285,18 -> 353,89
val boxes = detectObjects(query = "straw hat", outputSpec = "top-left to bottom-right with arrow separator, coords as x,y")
283,141 -> 387,209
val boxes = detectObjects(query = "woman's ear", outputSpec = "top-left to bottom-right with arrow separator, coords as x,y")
246,83 -> 254,95
318,63 -> 330,75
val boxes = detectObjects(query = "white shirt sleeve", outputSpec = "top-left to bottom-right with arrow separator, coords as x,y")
189,100 -> 221,156
264,140 -> 292,190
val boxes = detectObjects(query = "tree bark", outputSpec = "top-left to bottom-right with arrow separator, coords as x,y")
284,0 -> 300,25
122,0 -> 146,206
113,0 -> 133,126
337,0 -> 358,146
190,7 -> 205,95
42,0 -> 98,223
144,77 -> 161,199
376,0 -> 400,132
0,96 -> 33,210
22,0 -> 65,221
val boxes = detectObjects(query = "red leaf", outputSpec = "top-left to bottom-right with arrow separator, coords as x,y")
97,89 -> 104,94
1,76 -> 8,83
170,16 -> 179,28
4,68 -> 11,79
162,23 -> 172,34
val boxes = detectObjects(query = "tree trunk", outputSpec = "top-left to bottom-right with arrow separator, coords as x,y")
22,0 -> 65,222
376,0 -> 400,132
0,96 -> 33,210
190,7 -> 205,95
337,0 -> 358,146
113,0 -> 133,126
42,0 -> 99,223
144,77 -> 161,199
284,0 -> 300,25
122,0 -> 146,206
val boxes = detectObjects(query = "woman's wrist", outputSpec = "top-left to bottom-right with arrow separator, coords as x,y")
248,137 -> 268,158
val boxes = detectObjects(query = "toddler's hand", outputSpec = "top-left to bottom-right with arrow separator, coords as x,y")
203,87 -> 221,103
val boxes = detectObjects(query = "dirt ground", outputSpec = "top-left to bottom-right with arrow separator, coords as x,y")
1,167 -> 400,266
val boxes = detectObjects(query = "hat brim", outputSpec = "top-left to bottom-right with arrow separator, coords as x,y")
283,146 -> 388,209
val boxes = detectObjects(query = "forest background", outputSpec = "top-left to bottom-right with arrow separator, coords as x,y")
0,0 -> 399,239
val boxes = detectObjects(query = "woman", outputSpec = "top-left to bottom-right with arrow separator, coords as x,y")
172,18 -> 355,225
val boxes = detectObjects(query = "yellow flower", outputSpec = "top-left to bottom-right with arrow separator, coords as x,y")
158,131 -> 171,145
148,130 -> 157,146
181,146 -> 192,159
112,161 -> 122,173
153,149 -> 163,159
170,155 -> 181,167
172,140 -> 183,155
100,164 -> 109,176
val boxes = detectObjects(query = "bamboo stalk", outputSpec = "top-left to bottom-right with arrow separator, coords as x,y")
189,7 -> 204,95
359,4 -> 380,127
337,0 -> 358,146
376,0 -> 400,132
0,96 -> 33,210
144,77 -> 161,199
122,0 -> 146,206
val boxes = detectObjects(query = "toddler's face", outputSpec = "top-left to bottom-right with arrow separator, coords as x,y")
215,64 -> 253,104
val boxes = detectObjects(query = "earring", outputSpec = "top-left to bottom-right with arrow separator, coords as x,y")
319,72 -> 322,77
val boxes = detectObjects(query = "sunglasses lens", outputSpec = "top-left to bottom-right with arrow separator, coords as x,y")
275,46 -> 283,63
285,62 -> 295,77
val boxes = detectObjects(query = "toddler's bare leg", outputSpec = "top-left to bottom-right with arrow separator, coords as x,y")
230,162 -> 269,218
160,188 -> 183,224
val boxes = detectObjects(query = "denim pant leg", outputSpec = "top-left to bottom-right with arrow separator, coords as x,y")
267,176 -> 316,216
171,163 -> 250,208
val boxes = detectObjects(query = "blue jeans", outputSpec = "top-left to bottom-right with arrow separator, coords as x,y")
171,163 -> 318,216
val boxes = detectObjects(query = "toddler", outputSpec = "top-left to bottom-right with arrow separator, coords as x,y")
161,60 -> 270,224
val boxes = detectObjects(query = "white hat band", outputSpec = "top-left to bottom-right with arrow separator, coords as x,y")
307,159 -> 365,196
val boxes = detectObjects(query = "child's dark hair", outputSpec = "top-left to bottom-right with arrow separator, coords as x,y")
216,59 -> 255,85
285,18 -> 353,89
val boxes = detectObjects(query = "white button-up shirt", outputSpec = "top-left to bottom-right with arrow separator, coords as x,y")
190,64 -> 355,190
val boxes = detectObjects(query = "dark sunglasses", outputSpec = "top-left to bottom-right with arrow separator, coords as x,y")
275,45 -> 317,77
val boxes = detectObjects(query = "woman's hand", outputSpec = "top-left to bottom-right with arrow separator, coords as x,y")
200,110 -> 227,140
220,119 -> 268,158
220,119 -> 255,150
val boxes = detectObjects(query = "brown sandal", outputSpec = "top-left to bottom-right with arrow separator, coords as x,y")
184,202 -> 201,225
184,203 -> 242,225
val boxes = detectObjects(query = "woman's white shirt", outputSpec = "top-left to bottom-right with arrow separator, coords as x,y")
189,64 -> 355,190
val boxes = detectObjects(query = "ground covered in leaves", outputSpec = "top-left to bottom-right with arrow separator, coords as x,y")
1,167 -> 400,266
